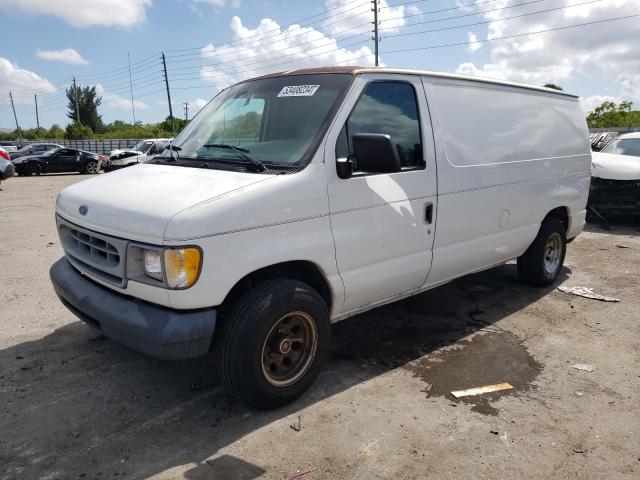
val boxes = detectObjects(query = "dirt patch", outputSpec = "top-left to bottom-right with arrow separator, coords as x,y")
405,330 -> 542,415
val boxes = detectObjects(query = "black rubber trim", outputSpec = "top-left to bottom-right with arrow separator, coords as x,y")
50,257 -> 216,360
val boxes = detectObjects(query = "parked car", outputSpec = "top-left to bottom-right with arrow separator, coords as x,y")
50,67 -> 591,409
13,147 -> 101,175
0,147 -> 16,185
102,139 -> 171,172
588,133 -> 640,226
10,143 -> 63,160
598,132 -> 640,157
0,141 -> 19,152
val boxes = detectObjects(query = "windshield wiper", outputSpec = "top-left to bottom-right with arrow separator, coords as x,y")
166,143 -> 181,161
202,143 -> 266,172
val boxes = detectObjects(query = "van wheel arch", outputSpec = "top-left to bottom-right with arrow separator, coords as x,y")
220,261 -> 333,315
545,206 -> 569,233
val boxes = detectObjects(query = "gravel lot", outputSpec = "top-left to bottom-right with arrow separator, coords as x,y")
1,174 -> 638,480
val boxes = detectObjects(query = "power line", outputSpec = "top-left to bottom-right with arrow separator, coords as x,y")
164,0 -> 370,55
383,0 -> 607,39
166,33 -> 370,78
381,0 -> 545,28
381,12 -> 640,54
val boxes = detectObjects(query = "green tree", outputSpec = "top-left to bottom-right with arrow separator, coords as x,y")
586,100 -> 640,128
65,121 -> 94,140
225,111 -> 262,139
66,84 -> 103,133
48,124 -> 65,138
543,83 -> 563,91
158,115 -> 187,134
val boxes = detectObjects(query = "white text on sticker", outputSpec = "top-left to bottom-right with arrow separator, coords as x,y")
277,85 -> 320,97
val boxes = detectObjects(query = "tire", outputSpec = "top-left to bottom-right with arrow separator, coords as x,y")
24,163 -> 42,176
215,278 -> 330,409
84,161 -> 99,174
517,217 -> 566,286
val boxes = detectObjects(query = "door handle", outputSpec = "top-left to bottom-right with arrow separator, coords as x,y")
425,202 -> 433,224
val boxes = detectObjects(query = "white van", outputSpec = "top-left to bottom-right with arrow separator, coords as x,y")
50,67 -> 591,408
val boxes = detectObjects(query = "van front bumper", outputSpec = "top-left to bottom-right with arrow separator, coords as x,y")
50,257 -> 217,360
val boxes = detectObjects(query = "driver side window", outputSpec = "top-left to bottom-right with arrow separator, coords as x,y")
336,81 -> 424,173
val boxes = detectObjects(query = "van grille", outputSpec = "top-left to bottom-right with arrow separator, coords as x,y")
57,216 -> 128,287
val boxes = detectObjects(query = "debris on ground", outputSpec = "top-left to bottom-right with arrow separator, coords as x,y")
573,364 -> 595,372
573,447 -> 588,454
574,391 -> 585,396
558,286 -> 620,302
286,468 -> 317,480
615,244 -> 630,249
290,415 -> 301,432
451,383 -> 514,398
490,430 -> 499,435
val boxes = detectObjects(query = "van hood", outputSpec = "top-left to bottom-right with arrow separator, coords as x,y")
592,151 -> 640,180
56,163 -> 275,243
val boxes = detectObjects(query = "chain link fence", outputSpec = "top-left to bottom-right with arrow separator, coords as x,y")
13,139 -> 145,154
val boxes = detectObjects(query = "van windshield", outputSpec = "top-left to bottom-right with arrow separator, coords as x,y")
167,73 -> 353,171
132,141 -> 154,153
601,138 -> 640,157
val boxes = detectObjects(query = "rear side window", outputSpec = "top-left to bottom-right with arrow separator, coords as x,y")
338,81 -> 423,172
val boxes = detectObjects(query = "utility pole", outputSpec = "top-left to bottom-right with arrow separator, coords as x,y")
161,52 -> 175,133
372,0 -> 379,66
72,77 -> 80,123
9,91 -> 23,145
127,53 -> 136,125
183,102 -> 189,121
34,93 -> 40,133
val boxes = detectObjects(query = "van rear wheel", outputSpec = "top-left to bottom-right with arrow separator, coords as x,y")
215,278 -> 330,409
517,217 -> 566,286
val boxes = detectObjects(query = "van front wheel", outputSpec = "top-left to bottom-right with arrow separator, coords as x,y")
216,279 -> 330,409
517,217 -> 566,286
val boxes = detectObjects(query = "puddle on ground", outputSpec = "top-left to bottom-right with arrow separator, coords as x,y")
404,331 -> 542,415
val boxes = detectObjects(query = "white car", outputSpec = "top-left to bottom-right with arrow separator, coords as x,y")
589,132 -> 640,223
102,139 -> 171,171
50,67 -> 591,408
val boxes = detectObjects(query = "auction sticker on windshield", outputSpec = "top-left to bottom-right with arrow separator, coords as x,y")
277,85 -> 320,97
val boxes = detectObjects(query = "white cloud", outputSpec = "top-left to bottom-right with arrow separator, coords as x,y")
0,57 -> 56,105
199,16 -> 376,90
0,0 -> 152,28
95,84 -> 149,110
467,32 -> 481,53
36,48 -> 88,65
190,98 -> 208,113
323,0 -> 411,37
455,0 -> 640,102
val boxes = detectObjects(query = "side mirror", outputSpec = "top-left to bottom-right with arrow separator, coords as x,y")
352,133 -> 401,175
336,157 -> 353,179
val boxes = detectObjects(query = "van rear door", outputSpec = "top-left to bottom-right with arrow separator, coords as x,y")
325,74 -> 437,314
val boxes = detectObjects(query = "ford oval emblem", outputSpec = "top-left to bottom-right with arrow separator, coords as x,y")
79,205 -> 89,216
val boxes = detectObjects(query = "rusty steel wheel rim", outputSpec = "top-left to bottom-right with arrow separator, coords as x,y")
261,311 -> 318,387
544,232 -> 562,276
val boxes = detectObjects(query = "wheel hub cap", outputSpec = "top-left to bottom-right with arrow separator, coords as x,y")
543,232 -> 562,276
261,311 -> 318,387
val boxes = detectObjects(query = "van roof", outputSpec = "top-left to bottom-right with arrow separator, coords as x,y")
244,66 -> 578,98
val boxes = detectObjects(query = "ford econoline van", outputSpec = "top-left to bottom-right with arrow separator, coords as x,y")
50,67 -> 591,408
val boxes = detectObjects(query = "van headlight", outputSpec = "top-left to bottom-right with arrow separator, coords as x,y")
143,250 -> 163,281
141,247 -> 202,289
